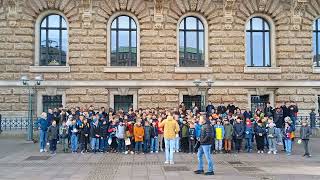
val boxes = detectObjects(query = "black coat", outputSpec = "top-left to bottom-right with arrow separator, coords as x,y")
200,121 -> 213,145
90,124 -> 101,138
80,124 -> 90,141
233,122 -> 244,139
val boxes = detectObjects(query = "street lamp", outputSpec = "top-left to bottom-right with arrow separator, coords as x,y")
193,79 -> 214,113
20,74 -> 43,141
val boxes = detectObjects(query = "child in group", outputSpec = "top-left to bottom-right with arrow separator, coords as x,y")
210,119 -> 216,153
267,122 -> 277,154
188,121 -> 196,154
223,120 -> 233,153
59,121 -> 69,153
100,120 -> 109,153
116,120 -> 126,153
108,120 -> 118,153
180,120 -> 189,153
150,120 -> 159,153
80,118 -> 90,154
134,121 -> 144,154
214,120 -> 225,153
283,122 -> 294,156
48,120 -> 59,155
69,119 -> 79,153
300,120 -> 312,157
233,117 -> 244,153
143,121 -> 151,153
244,119 -> 254,153
255,120 -> 266,154
90,120 -> 101,154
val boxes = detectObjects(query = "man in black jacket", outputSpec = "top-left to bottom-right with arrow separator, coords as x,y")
194,116 -> 214,176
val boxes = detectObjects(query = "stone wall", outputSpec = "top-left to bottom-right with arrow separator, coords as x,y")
65,88 -> 108,109
0,88 -> 29,117
138,88 -> 179,109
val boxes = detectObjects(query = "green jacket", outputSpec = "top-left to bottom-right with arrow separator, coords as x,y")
181,124 -> 189,138
224,124 -> 234,140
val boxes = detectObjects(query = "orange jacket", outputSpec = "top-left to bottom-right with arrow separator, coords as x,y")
134,125 -> 144,142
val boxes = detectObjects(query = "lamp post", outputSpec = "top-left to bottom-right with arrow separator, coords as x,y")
193,79 -> 214,113
20,75 -> 43,141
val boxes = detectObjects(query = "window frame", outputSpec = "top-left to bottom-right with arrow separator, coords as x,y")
31,10 -> 70,73
313,18 -> 320,67
106,12 -> 141,72
246,16 -> 271,67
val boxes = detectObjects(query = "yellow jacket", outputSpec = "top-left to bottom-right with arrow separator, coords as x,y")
159,116 -> 180,139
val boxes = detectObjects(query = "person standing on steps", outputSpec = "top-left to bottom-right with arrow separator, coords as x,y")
194,116 -> 215,176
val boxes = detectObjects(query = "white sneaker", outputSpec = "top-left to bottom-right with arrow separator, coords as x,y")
273,151 -> 277,155
164,161 -> 169,164
124,151 -> 128,154
150,151 -> 154,153
169,161 -> 174,165
257,151 -> 260,154
268,151 -> 272,154
40,149 -> 44,153
43,149 -> 48,152
130,151 -> 134,155
155,151 -> 159,153
261,151 -> 264,154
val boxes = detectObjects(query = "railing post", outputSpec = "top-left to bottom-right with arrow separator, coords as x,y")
0,114 -> 2,134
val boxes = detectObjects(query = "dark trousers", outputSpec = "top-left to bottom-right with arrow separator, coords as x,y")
235,139 -> 242,151
181,137 -> 189,152
81,136 -> 89,151
256,135 -> 265,151
49,139 -> 57,152
189,139 -> 195,153
302,139 -> 310,155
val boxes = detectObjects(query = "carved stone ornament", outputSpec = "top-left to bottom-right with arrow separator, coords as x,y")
47,0 -> 56,8
258,0 -> 267,11
154,0 -> 164,29
82,11 -> 92,28
119,0 -> 127,9
82,0 -> 91,12
189,0 -> 198,11
256,88 -> 268,96
155,0 -> 164,14
187,87 -> 199,96
118,88 -> 130,96
291,0 -> 308,30
45,87 -> 58,96
6,0 -> 18,27
223,0 -> 236,30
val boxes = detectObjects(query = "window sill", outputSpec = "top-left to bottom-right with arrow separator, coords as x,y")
175,67 -> 212,73
313,67 -> 320,73
29,66 -> 71,73
243,67 -> 281,74
104,67 -> 143,73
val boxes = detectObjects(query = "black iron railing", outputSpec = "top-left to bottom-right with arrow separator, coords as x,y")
0,117 -> 38,131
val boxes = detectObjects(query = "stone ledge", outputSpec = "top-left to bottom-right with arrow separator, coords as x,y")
104,67 -> 143,73
29,66 -> 71,73
244,67 -> 282,74
313,67 -> 320,74
174,67 -> 212,73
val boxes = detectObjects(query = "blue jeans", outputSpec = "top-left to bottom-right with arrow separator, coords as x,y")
245,138 -> 253,151
275,128 -> 282,144
91,138 -> 100,151
197,145 -> 214,172
117,139 -> 126,152
71,134 -> 78,152
175,137 -> 180,151
39,130 -> 47,150
150,137 -> 159,152
100,138 -> 108,152
285,139 -> 292,154
144,139 -> 150,153
135,141 -> 142,153
164,138 -> 175,161
268,138 -> 276,152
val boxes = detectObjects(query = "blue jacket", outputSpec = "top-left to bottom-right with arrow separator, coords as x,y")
195,123 -> 202,138
37,118 -> 49,131
244,125 -> 254,139
243,111 -> 252,120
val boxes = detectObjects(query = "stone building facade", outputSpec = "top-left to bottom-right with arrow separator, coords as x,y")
0,0 -> 320,117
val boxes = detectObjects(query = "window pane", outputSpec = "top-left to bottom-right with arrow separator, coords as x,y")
179,31 -> 184,50
61,18 -> 67,28
131,19 -> 137,29
179,19 -> 184,30
246,32 -> 251,66
111,19 -> 117,29
198,20 -> 204,30
186,17 -> 197,30
252,32 -> 263,66
252,17 -> 263,30
265,32 -> 270,66
48,30 -> 60,47
118,16 -> 130,29
111,31 -> 117,52
186,31 -> 197,49
318,19 -> 320,30
119,31 -> 129,48
246,20 -> 251,30
48,15 -> 60,28
264,21 -> 269,30
199,32 -> 204,54
317,32 -> 320,66
41,18 -> 47,27
131,31 -> 136,48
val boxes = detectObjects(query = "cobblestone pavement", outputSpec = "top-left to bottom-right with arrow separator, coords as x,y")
0,137 -> 319,180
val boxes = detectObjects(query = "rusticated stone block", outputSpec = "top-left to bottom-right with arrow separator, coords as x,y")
12,103 -> 28,111
5,96 -> 19,103
66,95 -> 80,103
289,95 -> 304,102
276,88 -> 296,95
159,88 -> 179,95
87,88 -> 108,95
165,95 -> 179,102
138,95 -> 152,102
228,88 -> 248,95
297,88 -> 316,95
152,95 -> 166,103
208,88 -> 228,95
0,88 -> 12,95
222,96 -> 235,102
94,95 -> 107,103
138,88 -> 159,95
80,96 -> 94,103
66,88 -> 87,95
117,73 -> 130,80
0,103 -> 11,111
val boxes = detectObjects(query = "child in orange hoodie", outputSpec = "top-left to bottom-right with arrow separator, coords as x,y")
134,122 -> 144,154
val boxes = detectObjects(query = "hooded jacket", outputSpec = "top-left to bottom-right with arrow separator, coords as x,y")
158,116 -> 180,139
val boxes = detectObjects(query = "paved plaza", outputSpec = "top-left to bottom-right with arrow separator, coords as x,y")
0,137 -> 319,180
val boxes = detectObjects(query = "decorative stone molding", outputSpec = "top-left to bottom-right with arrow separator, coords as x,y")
6,0 -> 19,27
258,0 -> 267,12
174,67 -> 212,73
29,66 -> 71,73
291,0 -> 308,30
82,0 -> 92,29
154,0 -> 164,29
47,0 -> 56,8
243,67 -> 282,74
223,0 -> 236,30
118,88 -> 130,96
45,87 -> 58,96
187,87 -> 199,96
256,88 -> 268,96
189,0 -> 198,11
104,67 -> 142,73
119,0 -> 127,9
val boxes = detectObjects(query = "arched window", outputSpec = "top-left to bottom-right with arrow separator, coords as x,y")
179,16 -> 205,67
110,15 -> 137,66
313,19 -> 320,67
246,17 -> 271,67
40,14 -> 68,66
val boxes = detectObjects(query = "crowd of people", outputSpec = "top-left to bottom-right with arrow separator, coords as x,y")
36,101 -> 313,162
